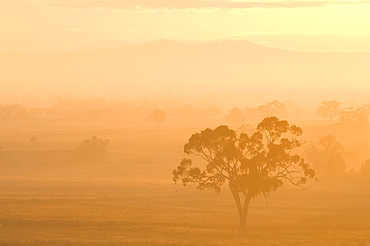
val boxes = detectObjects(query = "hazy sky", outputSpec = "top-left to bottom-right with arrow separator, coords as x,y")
2,0 -> 370,53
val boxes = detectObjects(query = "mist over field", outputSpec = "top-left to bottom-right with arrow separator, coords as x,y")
2,1 -> 370,245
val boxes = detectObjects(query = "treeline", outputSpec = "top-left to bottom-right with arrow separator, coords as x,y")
224,100 -> 301,127
0,98 -> 223,122
317,100 -> 370,127
223,99 -> 370,129
0,98 -> 302,123
3,98 -> 370,130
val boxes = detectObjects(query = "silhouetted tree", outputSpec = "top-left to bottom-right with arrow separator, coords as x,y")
148,109 -> 166,127
305,135 -> 347,181
317,100 -> 341,124
257,100 -> 288,119
173,117 -> 315,235
226,107 -> 246,127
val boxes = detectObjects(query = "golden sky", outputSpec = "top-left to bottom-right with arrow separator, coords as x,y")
2,0 -> 370,53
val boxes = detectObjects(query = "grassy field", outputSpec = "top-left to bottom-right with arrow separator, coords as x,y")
1,123 -> 370,245
1,163 -> 370,245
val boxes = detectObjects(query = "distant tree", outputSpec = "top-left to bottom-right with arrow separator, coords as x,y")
305,135 -> 347,181
173,117 -> 315,235
68,136 -> 111,165
148,109 -> 166,127
256,100 -> 288,119
225,107 -> 246,127
338,107 -> 368,127
316,100 -> 341,124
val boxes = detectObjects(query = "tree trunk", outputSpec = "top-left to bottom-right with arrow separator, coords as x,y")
229,184 -> 252,236
238,194 -> 252,236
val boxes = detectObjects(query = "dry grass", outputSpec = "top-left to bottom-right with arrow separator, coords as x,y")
1,162 -> 370,246
1,124 -> 370,245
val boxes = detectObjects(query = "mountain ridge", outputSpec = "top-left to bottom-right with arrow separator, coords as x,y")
1,39 -> 369,95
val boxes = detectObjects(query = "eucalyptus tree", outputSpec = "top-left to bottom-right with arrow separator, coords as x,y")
173,117 -> 315,235
317,100 -> 341,124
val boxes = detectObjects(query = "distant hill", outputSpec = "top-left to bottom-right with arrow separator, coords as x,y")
1,40 -> 369,95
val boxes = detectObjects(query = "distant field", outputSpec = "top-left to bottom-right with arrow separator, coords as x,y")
1,124 -> 370,245
1,120 -> 369,168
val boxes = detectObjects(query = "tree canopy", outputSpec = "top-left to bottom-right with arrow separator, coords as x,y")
317,100 -> 341,124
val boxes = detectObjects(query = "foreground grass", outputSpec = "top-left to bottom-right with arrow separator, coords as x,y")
1,166 -> 370,246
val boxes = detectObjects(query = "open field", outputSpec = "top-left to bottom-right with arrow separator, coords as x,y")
1,165 -> 370,245
1,124 -> 370,245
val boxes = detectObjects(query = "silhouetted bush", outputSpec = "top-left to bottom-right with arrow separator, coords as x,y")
67,136 -> 111,165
